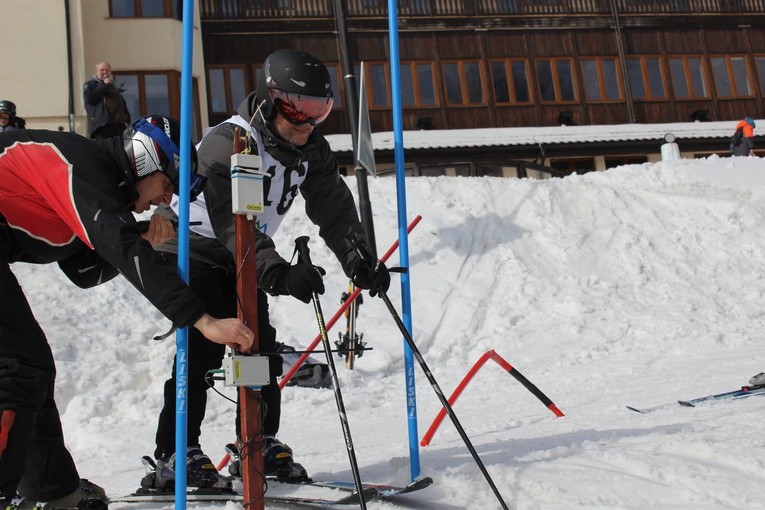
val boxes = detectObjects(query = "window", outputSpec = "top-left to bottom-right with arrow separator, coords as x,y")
114,70 -> 200,139
110,0 -> 181,19
668,56 -> 708,99
491,59 -> 531,104
325,64 -> 344,110
369,63 -> 390,108
358,61 -> 438,109
711,55 -> 753,98
549,158 -> 596,176
580,57 -> 622,101
756,56 -> 765,94
442,61 -> 485,105
604,156 -> 647,169
536,58 -> 576,102
207,66 -> 248,115
399,62 -> 438,107
626,56 -> 666,100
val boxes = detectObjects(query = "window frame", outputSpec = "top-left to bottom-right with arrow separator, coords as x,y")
441,59 -> 487,106
358,61 -> 440,110
756,55 -> 765,95
109,0 -> 181,19
113,69 -> 201,139
579,56 -> 623,102
490,58 -> 533,105
626,55 -> 668,101
668,55 -> 710,100
534,57 -> 578,103
206,65 -> 250,115
710,54 -> 754,98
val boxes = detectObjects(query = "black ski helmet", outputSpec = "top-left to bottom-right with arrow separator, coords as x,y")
259,49 -> 334,126
0,100 -> 17,117
122,115 -> 205,199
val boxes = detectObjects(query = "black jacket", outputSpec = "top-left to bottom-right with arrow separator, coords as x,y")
0,129 -> 205,328
193,91 -> 365,289
83,77 -> 131,137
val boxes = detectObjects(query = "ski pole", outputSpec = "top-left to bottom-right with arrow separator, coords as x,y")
294,235 -> 368,509
218,216 -> 422,472
349,236 -> 511,510
279,215 -> 422,388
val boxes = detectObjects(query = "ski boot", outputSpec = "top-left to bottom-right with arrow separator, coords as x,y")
263,436 -> 310,482
226,438 -> 310,483
3,479 -> 109,509
749,372 -> 765,387
277,343 -> 331,389
141,447 -> 231,490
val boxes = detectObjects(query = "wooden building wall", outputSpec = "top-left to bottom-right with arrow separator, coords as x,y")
200,3 -> 765,135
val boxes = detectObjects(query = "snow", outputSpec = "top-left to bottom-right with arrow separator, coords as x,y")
12,154 -> 765,509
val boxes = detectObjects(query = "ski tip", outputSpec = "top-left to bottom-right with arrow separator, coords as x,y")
677,400 -> 695,407
336,487 -> 378,505
625,405 -> 644,413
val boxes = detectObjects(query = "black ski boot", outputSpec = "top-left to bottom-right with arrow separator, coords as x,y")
226,438 -> 310,483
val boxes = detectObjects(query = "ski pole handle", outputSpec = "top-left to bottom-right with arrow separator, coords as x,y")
348,234 -> 379,273
294,235 -> 313,266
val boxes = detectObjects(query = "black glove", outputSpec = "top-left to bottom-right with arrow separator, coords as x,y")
351,257 -> 390,297
271,263 -> 326,304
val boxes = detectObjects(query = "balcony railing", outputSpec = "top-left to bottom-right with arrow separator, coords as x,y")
200,0 -> 765,19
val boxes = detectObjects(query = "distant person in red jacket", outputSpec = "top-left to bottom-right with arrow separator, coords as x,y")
730,117 -> 756,157
0,115 -> 253,510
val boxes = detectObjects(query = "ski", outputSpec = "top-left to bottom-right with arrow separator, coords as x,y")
627,384 -> 765,413
112,486 -> 378,507
303,476 -> 433,498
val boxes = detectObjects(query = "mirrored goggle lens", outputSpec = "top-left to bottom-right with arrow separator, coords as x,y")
268,88 -> 333,126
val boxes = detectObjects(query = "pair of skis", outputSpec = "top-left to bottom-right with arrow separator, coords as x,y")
627,382 -> 765,414
113,477 -> 432,507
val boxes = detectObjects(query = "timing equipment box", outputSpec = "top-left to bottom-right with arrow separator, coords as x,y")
222,354 -> 270,387
231,153 -> 267,215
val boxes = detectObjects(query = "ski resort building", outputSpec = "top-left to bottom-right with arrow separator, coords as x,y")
4,1 -> 765,178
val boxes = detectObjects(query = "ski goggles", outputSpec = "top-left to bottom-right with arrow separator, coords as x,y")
268,87 -> 334,127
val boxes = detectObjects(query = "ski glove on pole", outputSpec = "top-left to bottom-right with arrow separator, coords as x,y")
268,263 -> 326,303
350,257 -> 391,297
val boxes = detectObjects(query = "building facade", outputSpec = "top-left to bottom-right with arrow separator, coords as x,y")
199,0 -> 765,175
3,1 -> 763,177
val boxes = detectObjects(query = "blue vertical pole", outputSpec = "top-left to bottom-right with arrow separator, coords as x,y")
386,0 -> 420,480
175,1 -> 195,509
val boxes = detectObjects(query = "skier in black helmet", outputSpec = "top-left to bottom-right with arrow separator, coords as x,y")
0,115 -> 254,509
148,49 -> 391,487
0,100 -> 26,131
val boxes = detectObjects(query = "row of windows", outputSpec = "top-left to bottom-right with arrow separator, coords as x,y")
209,53 -> 765,115
109,0 -> 181,19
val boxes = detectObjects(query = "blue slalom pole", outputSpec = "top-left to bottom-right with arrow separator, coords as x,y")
386,0 -> 420,480
175,1 -> 195,508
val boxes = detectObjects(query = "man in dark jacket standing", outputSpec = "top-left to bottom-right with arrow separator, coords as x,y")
83,61 -> 131,139
148,49 -> 391,487
0,116 -> 254,509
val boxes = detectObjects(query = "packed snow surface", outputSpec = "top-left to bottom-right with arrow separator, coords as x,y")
13,154 -> 765,509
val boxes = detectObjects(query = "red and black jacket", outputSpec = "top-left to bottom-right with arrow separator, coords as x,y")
0,129 -> 205,328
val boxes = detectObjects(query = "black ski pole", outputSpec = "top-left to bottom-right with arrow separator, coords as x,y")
294,236 -> 368,509
349,236 -> 511,510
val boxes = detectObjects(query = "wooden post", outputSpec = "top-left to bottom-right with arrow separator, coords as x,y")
233,127 -> 265,510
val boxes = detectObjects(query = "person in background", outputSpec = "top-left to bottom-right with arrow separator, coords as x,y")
0,100 -> 25,131
83,61 -> 131,139
730,116 -> 756,157
0,115 -> 254,509
146,49 -> 391,489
